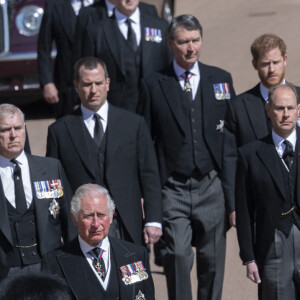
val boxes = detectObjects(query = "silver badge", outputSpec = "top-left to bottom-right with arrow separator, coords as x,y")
49,199 -> 60,219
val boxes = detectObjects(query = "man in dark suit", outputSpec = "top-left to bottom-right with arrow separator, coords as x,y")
223,34 -> 300,227
46,57 -> 162,246
139,14 -> 235,300
0,104 -> 76,281
82,0 -> 172,113
43,183 -> 155,300
38,0 -> 94,118
236,83 -> 300,299
73,0 -> 158,62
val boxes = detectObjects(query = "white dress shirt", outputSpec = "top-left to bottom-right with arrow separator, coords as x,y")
115,7 -> 141,46
272,129 -> 296,171
105,0 -> 115,17
260,79 -> 286,102
0,151 -> 33,208
173,60 -> 200,100
71,0 -> 94,16
79,235 -> 111,290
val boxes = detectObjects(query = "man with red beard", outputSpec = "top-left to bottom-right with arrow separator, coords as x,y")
223,34 -> 300,228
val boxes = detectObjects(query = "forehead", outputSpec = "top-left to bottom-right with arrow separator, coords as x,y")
0,113 -> 23,126
272,87 -> 297,104
79,65 -> 105,81
173,26 -> 201,40
258,47 -> 283,61
80,194 -> 108,212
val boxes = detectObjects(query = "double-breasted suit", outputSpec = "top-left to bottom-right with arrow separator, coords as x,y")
46,105 -> 162,245
42,237 -> 155,300
223,83 -> 300,212
82,14 -> 172,111
236,130 -> 300,266
0,154 -> 76,270
73,0 -> 158,62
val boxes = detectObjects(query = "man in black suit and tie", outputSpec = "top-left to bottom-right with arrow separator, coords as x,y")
223,34 -> 300,227
43,183 -> 155,300
46,57 -> 162,246
139,14 -> 235,300
0,104 -> 76,281
38,0 -> 94,117
73,0 -> 158,62
236,83 -> 300,299
82,0 -> 172,113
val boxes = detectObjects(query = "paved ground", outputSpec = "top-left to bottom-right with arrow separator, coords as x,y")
23,0 -> 300,299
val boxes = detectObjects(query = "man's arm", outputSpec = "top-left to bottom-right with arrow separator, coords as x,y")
37,0 -> 59,104
46,125 -> 59,159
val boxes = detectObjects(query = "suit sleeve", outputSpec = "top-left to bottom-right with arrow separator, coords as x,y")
141,245 -> 155,300
38,0 -> 54,86
46,125 -> 59,159
82,24 -> 98,58
137,118 -> 162,224
58,161 -> 77,242
222,99 -> 238,213
235,149 -> 256,264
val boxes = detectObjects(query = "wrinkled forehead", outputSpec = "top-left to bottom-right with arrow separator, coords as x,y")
0,112 -> 24,126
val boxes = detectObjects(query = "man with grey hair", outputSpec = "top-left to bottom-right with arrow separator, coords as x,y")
43,183 -> 155,300
139,14 -> 235,300
0,104 -> 75,281
236,83 -> 300,299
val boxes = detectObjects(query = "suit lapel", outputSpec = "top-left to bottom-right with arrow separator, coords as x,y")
256,135 -> 286,199
103,18 -> 126,76
0,179 -> 13,244
243,84 -> 269,139
110,238 -> 137,300
65,110 -> 97,179
159,66 -> 186,134
55,1 -> 77,43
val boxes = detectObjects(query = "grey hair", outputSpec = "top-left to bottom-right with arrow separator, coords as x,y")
268,82 -> 299,105
0,104 -> 25,123
71,184 -> 115,219
168,14 -> 203,40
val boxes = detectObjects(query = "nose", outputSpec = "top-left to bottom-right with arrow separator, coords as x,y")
283,108 -> 289,117
187,41 -> 193,52
269,62 -> 275,73
91,213 -> 100,227
90,83 -> 97,93
9,128 -> 17,138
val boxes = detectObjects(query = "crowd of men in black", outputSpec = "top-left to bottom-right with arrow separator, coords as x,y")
0,0 -> 299,299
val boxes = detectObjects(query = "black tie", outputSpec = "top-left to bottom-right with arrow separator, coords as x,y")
11,159 -> 27,213
181,71 -> 193,102
283,140 -> 294,170
126,18 -> 138,52
89,247 -> 106,280
80,0 -> 84,10
94,113 -> 104,147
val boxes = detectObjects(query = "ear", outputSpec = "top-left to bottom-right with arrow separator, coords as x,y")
252,59 -> 258,70
70,212 -> 78,227
265,102 -> 271,118
109,210 -> 114,225
74,80 -> 79,92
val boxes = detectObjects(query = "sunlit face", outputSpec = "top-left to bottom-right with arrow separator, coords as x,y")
0,113 -> 25,159
168,26 -> 202,70
71,194 -> 113,247
266,87 -> 300,138
74,64 -> 110,112
252,47 -> 287,88
116,0 -> 139,16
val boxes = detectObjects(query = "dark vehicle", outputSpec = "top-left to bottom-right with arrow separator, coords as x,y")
0,0 -> 53,103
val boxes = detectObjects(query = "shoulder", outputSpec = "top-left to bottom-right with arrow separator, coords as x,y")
109,105 -> 144,124
199,62 -> 232,79
27,154 -> 61,166
48,112 -> 79,130
139,2 -> 158,16
239,137 -> 267,156
142,65 -> 174,87
110,237 -> 147,256
230,84 -> 261,105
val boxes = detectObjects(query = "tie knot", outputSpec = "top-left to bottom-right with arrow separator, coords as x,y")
94,113 -> 101,121
181,71 -> 192,80
90,247 -> 104,258
11,159 -> 18,166
126,18 -> 133,26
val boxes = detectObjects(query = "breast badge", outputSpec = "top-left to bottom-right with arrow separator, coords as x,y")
213,83 -> 231,100
120,261 -> 149,285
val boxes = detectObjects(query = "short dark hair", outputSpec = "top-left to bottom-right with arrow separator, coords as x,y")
74,57 -> 108,82
0,272 -> 73,300
268,82 -> 299,105
168,14 -> 203,40
251,33 -> 286,62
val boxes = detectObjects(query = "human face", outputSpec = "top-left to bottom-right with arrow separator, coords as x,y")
74,64 -> 110,112
116,0 -> 139,16
71,194 -> 113,247
252,47 -> 287,88
266,87 -> 300,138
0,113 -> 25,159
168,27 -> 202,70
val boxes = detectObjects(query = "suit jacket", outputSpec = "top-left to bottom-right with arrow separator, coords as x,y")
46,105 -> 162,245
0,154 -> 76,268
82,13 -> 172,110
42,236 -> 155,300
223,83 -> 300,212
236,129 -> 300,266
73,0 -> 158,62
139,62 -> 235,186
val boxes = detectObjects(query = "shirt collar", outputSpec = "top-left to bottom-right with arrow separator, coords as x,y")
115,6 -> 140,25
260,79 -> 286,101
272,129 -> 297,153
80,101 -> 109,123
0,150 -> 27,168
173,60 -> 200,80
105,0 -> 115,16
78,235 -> 110,255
